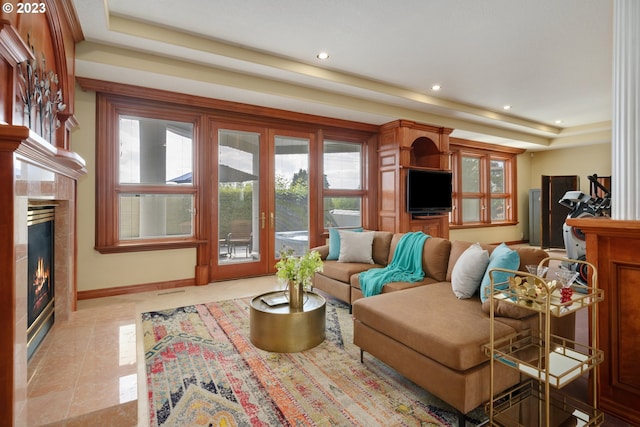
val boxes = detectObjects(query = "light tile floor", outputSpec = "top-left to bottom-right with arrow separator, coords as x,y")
27,276 -> 280,426
27,270 -> 631,426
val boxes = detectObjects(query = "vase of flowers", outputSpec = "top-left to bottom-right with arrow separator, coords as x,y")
275,248 -> 323,310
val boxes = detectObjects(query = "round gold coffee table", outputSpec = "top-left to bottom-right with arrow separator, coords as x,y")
249,291 -> 326,353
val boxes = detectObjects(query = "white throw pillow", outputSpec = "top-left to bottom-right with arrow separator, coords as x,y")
338,230 -> 375,264
451,243 -> 490,299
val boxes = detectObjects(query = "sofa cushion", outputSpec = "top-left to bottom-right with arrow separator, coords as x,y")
351,274 -> 439,293
513,247 -> 549,271
371,231 -> 394,266
320,260 -> 384,283
352,283 -> 518,371
479,243 -> 521,302
388,234 -> 451,282
422,237 -> 451,282
338,230 -> 375,263
481,298 -> 534,319
327,227 -> 362,260
451,243 -> 490,299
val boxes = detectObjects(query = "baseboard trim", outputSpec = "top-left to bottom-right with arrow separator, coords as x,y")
77,278 -> 195,300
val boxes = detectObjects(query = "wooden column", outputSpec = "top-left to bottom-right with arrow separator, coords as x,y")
567,217 -> 640,426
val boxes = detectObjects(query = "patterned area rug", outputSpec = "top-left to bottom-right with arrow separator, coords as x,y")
142,297 -> 486,426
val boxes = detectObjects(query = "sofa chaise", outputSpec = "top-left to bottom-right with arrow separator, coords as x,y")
312,231 -> 575,425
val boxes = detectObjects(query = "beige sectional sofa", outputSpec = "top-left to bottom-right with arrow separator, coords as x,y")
312,231 -> 575,425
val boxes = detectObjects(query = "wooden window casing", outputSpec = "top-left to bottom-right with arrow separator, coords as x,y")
95,94 -> 206,253
88,82 -> 379,254
449,138 -> 523,229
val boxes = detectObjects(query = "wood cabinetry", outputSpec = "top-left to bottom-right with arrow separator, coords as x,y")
566,217 -> 640,426
377,120 -> 453,237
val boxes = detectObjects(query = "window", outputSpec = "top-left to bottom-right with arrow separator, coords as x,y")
450,139 -> 522,227
322,140 -> 364,228
90,85 -> 376,255
118,117 -> 194,240
95,94 -> 201,252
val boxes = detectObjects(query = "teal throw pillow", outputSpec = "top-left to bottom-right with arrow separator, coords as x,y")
327,227 -> 363,260
480,243 -> 520,302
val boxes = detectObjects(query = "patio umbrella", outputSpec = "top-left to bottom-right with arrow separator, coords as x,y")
169,164 -> 258,184
219,164 -> 258,182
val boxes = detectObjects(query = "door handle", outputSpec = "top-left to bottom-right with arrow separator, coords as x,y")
261,212 -> 265,229
270,212 -> 275,228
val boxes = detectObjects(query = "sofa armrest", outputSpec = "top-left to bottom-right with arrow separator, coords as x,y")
311,245 -> 330,260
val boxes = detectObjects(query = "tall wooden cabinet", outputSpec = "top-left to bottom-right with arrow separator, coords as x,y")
377,120 -> 453,238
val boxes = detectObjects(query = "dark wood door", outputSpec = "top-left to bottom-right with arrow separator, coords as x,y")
541,175 -> 579,248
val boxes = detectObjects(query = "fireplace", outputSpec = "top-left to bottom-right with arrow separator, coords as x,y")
27,205 -> 55,360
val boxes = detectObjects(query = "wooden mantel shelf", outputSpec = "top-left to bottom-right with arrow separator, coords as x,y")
0,125 -> 87,179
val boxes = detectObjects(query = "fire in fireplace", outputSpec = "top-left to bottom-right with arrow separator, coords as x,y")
27,205 -> 55,360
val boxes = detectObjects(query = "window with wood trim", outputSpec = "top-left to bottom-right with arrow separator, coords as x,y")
87,80 -> 379,255
322,139 -> 365,229
450,139 -> 522,227
95,94 -> 203,253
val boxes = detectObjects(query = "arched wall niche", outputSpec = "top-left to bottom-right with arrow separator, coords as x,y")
410,136 -> 440,169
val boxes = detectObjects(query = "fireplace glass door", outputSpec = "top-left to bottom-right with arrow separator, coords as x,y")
27,205 -> 55,359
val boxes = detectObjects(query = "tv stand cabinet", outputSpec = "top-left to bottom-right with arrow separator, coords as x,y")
377,120 -> 453,238
409,215 -> 448,238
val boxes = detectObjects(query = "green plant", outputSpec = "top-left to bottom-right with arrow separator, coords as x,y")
275,248 -> 323,291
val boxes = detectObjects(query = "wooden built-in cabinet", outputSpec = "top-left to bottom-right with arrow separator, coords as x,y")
377,120 -> 452,238
566,217 -> 640,426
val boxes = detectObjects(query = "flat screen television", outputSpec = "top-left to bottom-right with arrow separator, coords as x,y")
406,169 -> 453,214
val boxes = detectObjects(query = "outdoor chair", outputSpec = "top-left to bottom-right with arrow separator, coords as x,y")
227,220 -> 252,257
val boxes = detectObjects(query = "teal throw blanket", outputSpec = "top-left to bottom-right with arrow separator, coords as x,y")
359,231 -> 430,297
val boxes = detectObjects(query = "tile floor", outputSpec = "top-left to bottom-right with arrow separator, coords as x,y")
27,276 -> 280,426
27,272 -> 631,426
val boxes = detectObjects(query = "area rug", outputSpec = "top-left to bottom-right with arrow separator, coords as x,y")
142,297 -> 486,426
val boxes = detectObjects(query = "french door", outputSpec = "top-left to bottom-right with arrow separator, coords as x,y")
212,124 -> 313,280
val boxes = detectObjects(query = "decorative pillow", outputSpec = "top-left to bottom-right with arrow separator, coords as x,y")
451,243 -> 490,299
327,227 -> 363,260
338,230 -> 375,264
479,243 -> 521,303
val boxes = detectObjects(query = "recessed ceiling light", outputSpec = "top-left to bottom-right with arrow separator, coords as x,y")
431,85 -> 441,91
503,105 -> 512,110
555,120 -> 563,124
316,52 -> 329,60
